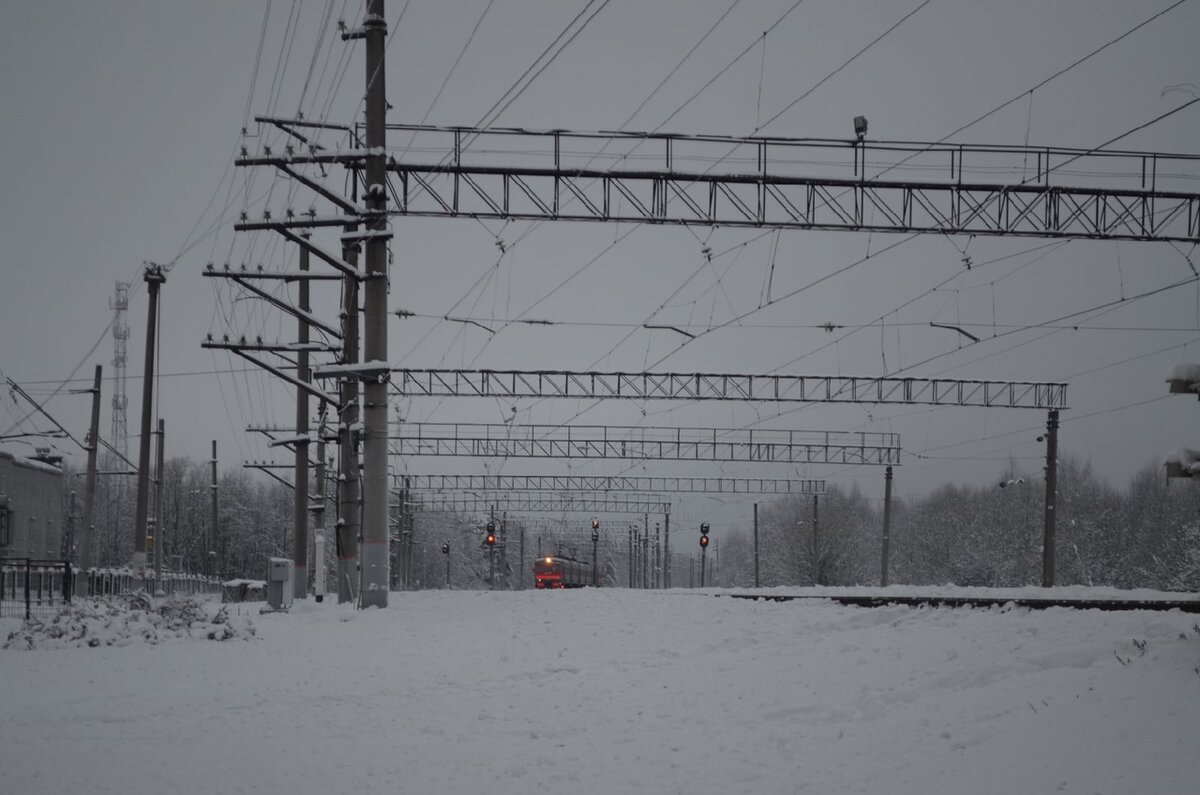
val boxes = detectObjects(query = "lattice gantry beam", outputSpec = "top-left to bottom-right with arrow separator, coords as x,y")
400,474 -> 826,494
377,125 -> 1200,243
391,370 -> 1067,410
390,423 -> 898,465
405,492 -> 671,514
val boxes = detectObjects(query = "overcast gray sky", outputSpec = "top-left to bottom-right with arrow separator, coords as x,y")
2,0 -> 1199,532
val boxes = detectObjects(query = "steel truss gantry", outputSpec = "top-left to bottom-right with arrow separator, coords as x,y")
406,491 -> 671,515
235,125 -> 1200,242
391,370 -> 1067,410
390,422 -> 897,465
400,473 -> 826,495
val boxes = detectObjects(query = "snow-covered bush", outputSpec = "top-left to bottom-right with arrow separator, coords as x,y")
2,594 -> 256,650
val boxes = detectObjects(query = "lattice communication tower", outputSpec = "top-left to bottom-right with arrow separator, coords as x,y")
110,280 -> 130,456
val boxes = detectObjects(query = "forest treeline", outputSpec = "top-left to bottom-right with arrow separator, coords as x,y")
72,453 -> 1198,591
720,456 -> 1199,592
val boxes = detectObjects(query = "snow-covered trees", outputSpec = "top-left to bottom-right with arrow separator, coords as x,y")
718,455 -> 1200,591
69,451 -> 1200,591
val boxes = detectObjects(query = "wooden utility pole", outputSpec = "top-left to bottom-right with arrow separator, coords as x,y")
881,465 -> 893,587
1042,410 -> 1060,587
77,365 -> 102,594
153,418 -> 165,591
132,265 -> 165,581
294,241 -> 311,599
210,440 -> 219,581
357,0 -> 391,608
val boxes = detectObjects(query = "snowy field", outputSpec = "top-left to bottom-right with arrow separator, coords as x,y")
3,588 -> 1199,795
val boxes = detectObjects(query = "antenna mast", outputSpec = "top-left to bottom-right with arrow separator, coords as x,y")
110,280 -> 130,456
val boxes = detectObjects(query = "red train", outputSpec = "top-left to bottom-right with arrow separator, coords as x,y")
533,555 -> 593,589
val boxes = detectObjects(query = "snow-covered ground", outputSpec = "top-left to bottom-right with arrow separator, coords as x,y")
3,588 -> 1199,794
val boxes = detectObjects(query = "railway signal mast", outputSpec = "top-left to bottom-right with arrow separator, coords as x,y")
699,523 -> 710,588
485,521 -> 496,590
591,518 -> 600,586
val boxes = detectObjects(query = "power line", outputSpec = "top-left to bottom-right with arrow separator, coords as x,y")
755,0 -> 931,134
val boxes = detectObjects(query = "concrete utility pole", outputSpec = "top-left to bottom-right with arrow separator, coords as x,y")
643,532 -> 650,589
753,502 -> 759,588
591,519 -> 599,586
294,242 -> 311,599
337,240 -> 361,602
132,264 -> 165,581
628,524 -> 634,587
657,521 -> 667,588
1042,409 -> 1059,587
210,440 -> 219,581
500,515 -> 508,590
77,365 -> 102,594
881,465 -> 893,587
812,494 -> 820,585
358,0 -> 391,608
313,410 -> 327,601
153,418 -> 165,591
518,526 -> 525,590
663,510 -> 670,588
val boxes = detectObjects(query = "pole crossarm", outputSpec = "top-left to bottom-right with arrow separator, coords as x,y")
400,473 -> 827,494
391,370 -> 1068,410
203,263 -> 344,282
391,422 -> 899,465
248,425 -> 339,443
200,336 -> 340,354
405,491 -> 671,514
377,125 -> 1200,243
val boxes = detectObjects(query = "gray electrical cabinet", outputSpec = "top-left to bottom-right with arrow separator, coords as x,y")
265,557 -> 294,611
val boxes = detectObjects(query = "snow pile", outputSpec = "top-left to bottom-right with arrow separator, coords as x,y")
2,594 -> 256,649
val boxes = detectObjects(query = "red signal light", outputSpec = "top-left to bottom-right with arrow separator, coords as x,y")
699,534 -> 709,548
486,533 -> 496,546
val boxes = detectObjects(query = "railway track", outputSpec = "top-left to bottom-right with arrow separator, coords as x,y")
722,593 -> 1200,613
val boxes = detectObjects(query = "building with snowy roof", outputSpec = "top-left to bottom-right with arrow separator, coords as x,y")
0,449 -> 65,559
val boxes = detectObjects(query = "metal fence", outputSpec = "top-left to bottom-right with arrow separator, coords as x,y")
0,558 -> 72,620
78,569 -> 221,599
0,560 -> 222,622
